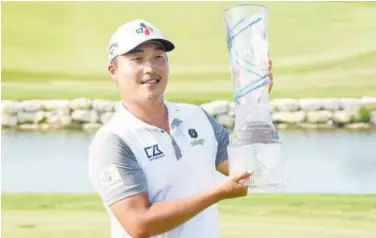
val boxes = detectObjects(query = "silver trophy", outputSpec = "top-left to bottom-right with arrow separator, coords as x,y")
223,4 -> 287,192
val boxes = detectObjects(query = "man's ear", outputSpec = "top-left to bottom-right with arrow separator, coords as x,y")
108,64 -> 117,81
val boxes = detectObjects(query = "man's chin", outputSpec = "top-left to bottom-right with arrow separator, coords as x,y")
139,93 -> 164,103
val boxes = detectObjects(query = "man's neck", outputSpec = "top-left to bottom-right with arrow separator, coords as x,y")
122,98 -> 170,132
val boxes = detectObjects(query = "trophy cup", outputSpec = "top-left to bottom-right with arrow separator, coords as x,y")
223,4 -> 287,192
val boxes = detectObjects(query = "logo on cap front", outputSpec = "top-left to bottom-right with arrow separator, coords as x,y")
136,22 -> 153,35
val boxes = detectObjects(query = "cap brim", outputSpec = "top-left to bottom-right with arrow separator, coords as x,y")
147,39 -> 175,52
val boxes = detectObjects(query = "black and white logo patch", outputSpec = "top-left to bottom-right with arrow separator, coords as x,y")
188,129 -> 198,138
144,144 -> 164,161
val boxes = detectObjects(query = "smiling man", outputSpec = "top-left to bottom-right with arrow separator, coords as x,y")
88,19 -> 273,238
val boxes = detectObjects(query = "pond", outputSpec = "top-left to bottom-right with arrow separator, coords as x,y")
2,129 -> 376,194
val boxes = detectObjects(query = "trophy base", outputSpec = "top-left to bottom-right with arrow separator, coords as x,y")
228,143 -> 288,193
239,173 -> 288,194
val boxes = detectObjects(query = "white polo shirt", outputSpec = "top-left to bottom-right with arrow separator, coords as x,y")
88,101 -> 229,238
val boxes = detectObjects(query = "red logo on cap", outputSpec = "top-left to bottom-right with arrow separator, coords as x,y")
136,23 -> 153,35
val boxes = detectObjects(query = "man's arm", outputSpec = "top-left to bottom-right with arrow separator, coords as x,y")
216,160 -> 229,176
201,109 -> 230,176
111,171 -> 249,238
88,131 -> 249,238
110,190 -> 219,238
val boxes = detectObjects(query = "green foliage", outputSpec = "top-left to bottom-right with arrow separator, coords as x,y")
359,106 -> 372,122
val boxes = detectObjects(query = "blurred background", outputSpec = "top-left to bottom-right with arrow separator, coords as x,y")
1,1 -> 376,238
2,1 -> 376,102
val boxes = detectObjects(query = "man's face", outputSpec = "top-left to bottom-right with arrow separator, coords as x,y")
109,41 -> 169,103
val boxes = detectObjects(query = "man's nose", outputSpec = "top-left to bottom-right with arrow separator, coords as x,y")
142,60 -> 157,72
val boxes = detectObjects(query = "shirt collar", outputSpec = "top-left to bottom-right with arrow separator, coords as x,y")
116,100 -> 183,131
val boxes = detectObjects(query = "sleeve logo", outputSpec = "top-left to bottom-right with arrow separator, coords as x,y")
99,164 -> 123,193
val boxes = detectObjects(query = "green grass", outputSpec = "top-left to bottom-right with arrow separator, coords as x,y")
2,2 -> 376,102
2,193 -> 376,238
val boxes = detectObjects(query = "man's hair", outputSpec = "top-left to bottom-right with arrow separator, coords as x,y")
110,58 -> 117,67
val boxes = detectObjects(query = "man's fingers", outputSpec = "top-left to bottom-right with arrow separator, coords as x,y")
268,80 -> 273,93
268,57 -> 272,71
269,72 -> 273,81
233,171 -> 251,181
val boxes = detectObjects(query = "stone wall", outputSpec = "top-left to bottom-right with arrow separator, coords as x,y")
2,97 -> 376,131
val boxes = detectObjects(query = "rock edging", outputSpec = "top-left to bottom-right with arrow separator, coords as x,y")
2,97 -> 376,131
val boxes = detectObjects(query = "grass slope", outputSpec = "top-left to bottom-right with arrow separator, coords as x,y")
2,2 -> 376,101
2,193 -> 376,238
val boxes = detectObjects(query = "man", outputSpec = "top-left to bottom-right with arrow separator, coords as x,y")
88,19 -> 273,238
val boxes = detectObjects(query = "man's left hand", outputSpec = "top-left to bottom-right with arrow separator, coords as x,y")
268,57 -> 273,93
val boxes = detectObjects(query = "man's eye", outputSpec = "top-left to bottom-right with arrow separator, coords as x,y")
156,55 -> 164,59
132,57 -> 142,61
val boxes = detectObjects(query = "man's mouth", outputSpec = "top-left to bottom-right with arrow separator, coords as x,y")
141,78 -> 161,84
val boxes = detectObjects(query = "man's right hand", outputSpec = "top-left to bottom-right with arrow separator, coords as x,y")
214,171 -> 251,200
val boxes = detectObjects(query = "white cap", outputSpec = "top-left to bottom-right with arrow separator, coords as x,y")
107,19 -> 175,63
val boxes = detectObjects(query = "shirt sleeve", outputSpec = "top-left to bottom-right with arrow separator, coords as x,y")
88,130 -> 148,206
200,108 -> 230,166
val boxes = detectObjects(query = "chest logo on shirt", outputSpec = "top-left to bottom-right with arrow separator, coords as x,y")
188,129 -> 198,138
144,144 -> 164,161
188,128 -> 205,147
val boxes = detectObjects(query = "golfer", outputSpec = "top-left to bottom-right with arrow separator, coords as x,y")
88,19 -> 273,238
